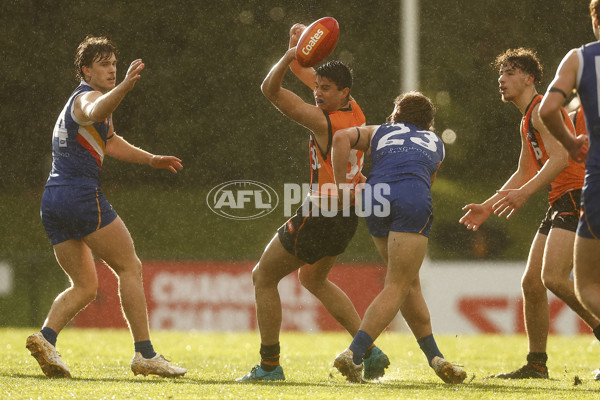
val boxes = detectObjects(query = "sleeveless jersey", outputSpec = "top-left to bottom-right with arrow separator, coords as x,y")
521,94 -> 584,205
577,42 -> 600,175
46,82 -> 111,187
367,122 -> 444,187
308,100 -> 366,200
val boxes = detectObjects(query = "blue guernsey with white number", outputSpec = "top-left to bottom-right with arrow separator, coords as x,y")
367,122 -> 445,186
41,81 -> 117,245
363,122 -> 445,238
575,42 -> 600,239
46,82 -> 111,187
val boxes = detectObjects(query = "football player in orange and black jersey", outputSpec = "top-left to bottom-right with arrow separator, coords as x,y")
461,48 -> 600,379
237,24 -> 392,382
240,23 -> 460,385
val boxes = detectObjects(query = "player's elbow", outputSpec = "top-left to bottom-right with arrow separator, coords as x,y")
85,105 -> 110,123
260,79 -> 276,100
332,130 -> 349,148
538,102 -> 554,125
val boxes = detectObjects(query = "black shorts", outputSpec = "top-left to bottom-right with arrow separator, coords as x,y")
538,190 -> 581,235
277,198 -> 358,264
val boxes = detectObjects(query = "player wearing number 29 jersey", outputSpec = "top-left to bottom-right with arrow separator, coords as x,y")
365,122 -> 444,237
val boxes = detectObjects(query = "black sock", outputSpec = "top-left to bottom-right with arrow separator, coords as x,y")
260,343 -> 280,372
526,352 -> 548,371
40,327 -> 58,347
134,340 -> 157,359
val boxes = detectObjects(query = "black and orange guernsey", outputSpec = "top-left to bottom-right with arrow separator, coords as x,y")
521,94 -> 585,205
308,99 -> 366,204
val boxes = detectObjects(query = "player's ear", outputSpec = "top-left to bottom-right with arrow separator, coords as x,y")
341,87 -> 350,99
526,73 -> 535,86
81,65 -> 90,80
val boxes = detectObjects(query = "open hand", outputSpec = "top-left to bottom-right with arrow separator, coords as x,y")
149,155 -> 183,173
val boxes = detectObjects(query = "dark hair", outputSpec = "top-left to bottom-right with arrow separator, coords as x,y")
315,60 -> 353,91
591,0 -> 600,20
75,35 -> 118,82
494,47 -> 543,84
386,91 -> 436,130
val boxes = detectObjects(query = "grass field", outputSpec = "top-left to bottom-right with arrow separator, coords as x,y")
1,328 -> 600,399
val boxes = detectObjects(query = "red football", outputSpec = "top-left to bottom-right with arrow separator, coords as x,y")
295,17 -> 340,68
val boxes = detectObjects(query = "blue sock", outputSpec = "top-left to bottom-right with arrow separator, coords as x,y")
40,327 -> 57,347
134,340 -> 157,359
349,330 -> 374,365
417,334 -> 443,367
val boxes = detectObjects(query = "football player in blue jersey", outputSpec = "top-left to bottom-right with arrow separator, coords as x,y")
26,36 -> 185,379
329,92 -> 466,384
539,0 -> 600,380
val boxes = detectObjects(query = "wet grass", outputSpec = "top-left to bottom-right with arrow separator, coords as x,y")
1,328 -> 600,399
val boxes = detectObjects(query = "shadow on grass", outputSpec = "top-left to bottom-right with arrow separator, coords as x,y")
3,372 -> 597,394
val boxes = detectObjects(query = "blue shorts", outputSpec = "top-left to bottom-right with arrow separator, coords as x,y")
577,178 -> 600,239
364,180 -> 433,238
41,185 -> 118,245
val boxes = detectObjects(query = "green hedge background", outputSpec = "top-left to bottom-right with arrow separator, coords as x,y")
0,0 -> 591,325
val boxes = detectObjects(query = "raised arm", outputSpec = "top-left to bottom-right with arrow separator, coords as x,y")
261,47 -> 328,135
287,23 -> 318,90
539,49 -> 588,163
74,59 -> 145,123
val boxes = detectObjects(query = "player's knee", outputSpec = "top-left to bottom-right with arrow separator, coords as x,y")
252,262 -> 276,288
521,273 -> 545,299
112,257 -> 143,277
297,269 -> 322,293
251,263 -> 261,286
575,279 -> 594,308
77,281 -> 98,304
540,271 -> 563,296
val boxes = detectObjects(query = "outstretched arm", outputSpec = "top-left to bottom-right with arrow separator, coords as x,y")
539,49 -> 588,163
105,130 -> 182,174
459,135 -> 536,230
74,59 -> 145,123
493,107 -> 569,218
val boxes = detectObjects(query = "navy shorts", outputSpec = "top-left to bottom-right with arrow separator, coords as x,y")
364,180 -> 433,238
578,179 -> 600,239
41,185 -> 118,245
538,190 -> 581,235
278,198 -> 358,264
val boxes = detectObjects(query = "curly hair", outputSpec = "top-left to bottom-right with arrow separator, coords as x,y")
494,48 -> 543,84
74,35 -> 118,82
386,91 -> 436,130
591,0 -> 600,20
